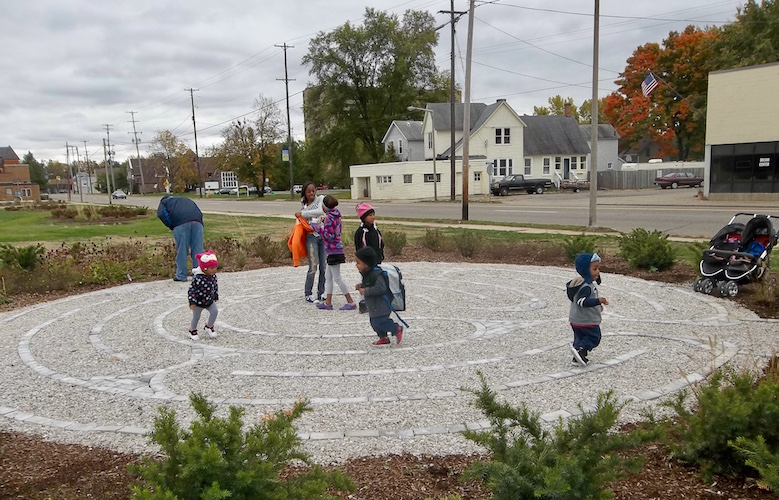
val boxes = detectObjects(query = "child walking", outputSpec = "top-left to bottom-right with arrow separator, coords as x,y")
566,252 -> 609,366
354,202 -> 384,314
188,250 -> 219,340
316,195 -> 357,310
354,247 -> 403,346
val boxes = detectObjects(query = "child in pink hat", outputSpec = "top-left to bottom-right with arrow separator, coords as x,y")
188,250 -> 219,340
354,202 -> 384,313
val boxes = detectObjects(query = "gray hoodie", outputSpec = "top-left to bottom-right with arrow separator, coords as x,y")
567,253 -> 602,326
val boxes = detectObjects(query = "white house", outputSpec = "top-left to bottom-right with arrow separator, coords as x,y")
381,120 -> 423,161
579,124 -> 623,171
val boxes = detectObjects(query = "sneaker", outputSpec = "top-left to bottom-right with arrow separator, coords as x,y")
358,301 -> 368,314
204,324 -> 217,339
394,325 -> 404,346
372,337 -> 391,346
570,344 -> 587,367
189,329 -> 199,341
305,295 -> 315,303
316,302 -> 333,310
339,303 -> 357,311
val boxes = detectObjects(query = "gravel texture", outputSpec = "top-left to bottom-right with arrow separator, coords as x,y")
1,263 -> 777,464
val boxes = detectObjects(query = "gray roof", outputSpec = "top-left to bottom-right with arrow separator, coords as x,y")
0,146 -> 20,161
390,120 -> 423,142
427,103 -> 488,132
579,124 -> 620,141
521,115 -> 591,156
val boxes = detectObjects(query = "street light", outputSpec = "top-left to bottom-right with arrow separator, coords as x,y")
408,106 -> 437,201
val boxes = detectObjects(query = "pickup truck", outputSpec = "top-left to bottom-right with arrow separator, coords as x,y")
490,174 -> 553,196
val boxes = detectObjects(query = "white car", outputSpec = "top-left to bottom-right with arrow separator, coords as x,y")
112,190 -> 127,199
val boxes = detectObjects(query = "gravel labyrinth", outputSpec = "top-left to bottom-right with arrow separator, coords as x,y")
1,263 -> 777,463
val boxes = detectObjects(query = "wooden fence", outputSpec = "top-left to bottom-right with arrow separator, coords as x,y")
596,168 -> 705,190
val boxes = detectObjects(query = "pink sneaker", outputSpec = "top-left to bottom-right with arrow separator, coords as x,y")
394,325 -> 404,346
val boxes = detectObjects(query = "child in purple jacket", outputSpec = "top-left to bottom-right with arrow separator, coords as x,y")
315,195 -> 357,310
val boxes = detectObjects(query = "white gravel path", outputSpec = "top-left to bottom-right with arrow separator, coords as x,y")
1,263 -> 777,464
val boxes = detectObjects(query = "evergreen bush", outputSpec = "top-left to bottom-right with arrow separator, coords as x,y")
383,231 -> 407,256
730,435 -> 779,493
453,230 -> 480,258
131,393 -> 353,499
247,235 -> 287,263
618,228 -> 674,271
462,372 -> 650,499
422,228 -> 446,251
562,234 -> 597,262
0,243 -> 44,270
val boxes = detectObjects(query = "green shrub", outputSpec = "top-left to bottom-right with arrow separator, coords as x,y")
51,207 -> 78,219
206,237 -> 241,259
562,234 -> 597,262
730,435 -> 779,493
383,231 -> 407,256
462,372 -> 650,500
130,393 -> 353,499
453,230 -> 480,258
247,235 -> 287,263
0,243 -> 44,270
422,228 -> 446,251
664,362 -> 779,478
618,228 -> 674,271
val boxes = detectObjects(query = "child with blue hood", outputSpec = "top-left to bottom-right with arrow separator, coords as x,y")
566,252 -> 609,366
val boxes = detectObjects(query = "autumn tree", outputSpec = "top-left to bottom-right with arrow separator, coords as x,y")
149,130 -> 195,192
303,8 -> 449,180
603,26 -> 716,160
216,95 -> 285,196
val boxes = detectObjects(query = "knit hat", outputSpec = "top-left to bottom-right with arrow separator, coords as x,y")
195,250 -> 218,270
355,246 -> 378,269
355,202 -> 375,221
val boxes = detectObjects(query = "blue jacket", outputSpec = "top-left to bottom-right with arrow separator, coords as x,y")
157,196 -> 203,230
361,268 -> 391,318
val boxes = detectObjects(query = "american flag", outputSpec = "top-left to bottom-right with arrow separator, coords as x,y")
641,73 -> 659,97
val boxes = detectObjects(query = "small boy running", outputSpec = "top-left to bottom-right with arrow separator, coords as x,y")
354,247 -> 403,346
566,252 -> 609,366
188,250 -> 219,340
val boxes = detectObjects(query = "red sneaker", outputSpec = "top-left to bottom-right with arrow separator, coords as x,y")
395,325 -> 404,346
372,337 -> 391,346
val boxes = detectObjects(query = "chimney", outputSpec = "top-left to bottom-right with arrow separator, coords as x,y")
564,103 -> 572,117
496,98 -> 506,103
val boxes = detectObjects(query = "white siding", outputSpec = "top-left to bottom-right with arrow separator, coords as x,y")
350,161 -> 490,200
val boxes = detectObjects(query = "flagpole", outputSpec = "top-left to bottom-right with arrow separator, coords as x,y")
648,71 -> 697,111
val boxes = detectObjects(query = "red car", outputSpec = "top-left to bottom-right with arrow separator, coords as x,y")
317,184 -> 328,190
654,172 -> 703,189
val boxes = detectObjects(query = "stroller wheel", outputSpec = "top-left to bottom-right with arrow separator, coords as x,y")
723,280 -> 739,297
693,278 -> 704,292
700,278 -> 714,295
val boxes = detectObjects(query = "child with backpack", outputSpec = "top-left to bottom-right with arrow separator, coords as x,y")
354,247 -> 403,346
566,252 -> 609,366
354,202 -> 384,313
315,195 -> 357,310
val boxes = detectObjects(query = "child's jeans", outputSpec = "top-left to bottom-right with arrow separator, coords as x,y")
370,315 -> 399,338
571,324 -> 601,351
191,303 -> 218,331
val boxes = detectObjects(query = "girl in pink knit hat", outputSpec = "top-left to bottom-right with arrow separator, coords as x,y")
354,202 -> 384,313
188,250 -> 219,340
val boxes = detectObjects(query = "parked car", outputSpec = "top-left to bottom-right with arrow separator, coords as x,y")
247,186 -> 258,194
218,187 -> 232,194
293,184 -> 303,194
229,185 -> 250,195
264,186 -> 273,194
112,189 -> 127,199
490,174 -> 553,196
654,172 -> 704,189
317,184 -> 328,191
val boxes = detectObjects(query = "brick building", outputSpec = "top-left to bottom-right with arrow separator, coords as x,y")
0,146 -> 41,202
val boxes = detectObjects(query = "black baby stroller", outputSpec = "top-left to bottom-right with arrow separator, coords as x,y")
694,213 -> 778,297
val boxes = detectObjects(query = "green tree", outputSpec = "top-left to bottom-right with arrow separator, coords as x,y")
714,0 -> 779,68
149,130 -> 195,193
579,97 -> 609,125
22,152 -> 48,191
533,95 -> 580,121
216,95 -> 285,197
302,8 -> 447,178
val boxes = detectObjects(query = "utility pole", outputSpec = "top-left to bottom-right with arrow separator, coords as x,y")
185,89 -> 203,198
82,141 -> 93,194
65,142 -> 72,202
102,138 -> 113,205
588,0 -> 600,228
439,2 -> 467,201
127,111 -> 145,195
72,145 -> 83,203
461,0 -> 475,221
276,43 -> 296,200
103,124 -> 116,190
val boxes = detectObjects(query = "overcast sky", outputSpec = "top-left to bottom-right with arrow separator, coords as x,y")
1,0 -> 744,164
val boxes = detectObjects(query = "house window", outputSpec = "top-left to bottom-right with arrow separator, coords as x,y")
22,188 -> 31,197
492,158 -> 513,177
474,172 -> 481,181
543,158 -> 551,175
571,156 -> 577,170
524,158 -> 532,175
403,174 -> 413,183
377,175 -> 392,184
607,162 -> 613,169
4,188 -> 11,196
398,139 -> 403,154
424,173 -> 441,182
495,128 -> 510,145
554,156 -> 561,170
427,132 -> 433,150
387,140 -> 394,152
580,156 -> 588,170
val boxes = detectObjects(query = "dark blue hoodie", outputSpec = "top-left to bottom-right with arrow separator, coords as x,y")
567,253 -> 602,326
157,196 -> 203,230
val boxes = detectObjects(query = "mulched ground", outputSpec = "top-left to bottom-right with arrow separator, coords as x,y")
1,243 -> 777,499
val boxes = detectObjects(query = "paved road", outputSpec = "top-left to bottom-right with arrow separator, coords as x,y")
56,189 -> 779,239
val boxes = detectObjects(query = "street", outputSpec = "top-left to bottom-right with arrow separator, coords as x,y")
55,189 -> 779,239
